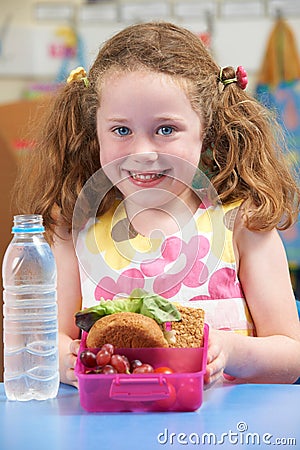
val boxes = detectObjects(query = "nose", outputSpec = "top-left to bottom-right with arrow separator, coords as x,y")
129,135 -> 159,163
130,151 -> 158,164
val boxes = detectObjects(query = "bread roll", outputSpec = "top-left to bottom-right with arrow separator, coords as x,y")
86,311 -> 169,348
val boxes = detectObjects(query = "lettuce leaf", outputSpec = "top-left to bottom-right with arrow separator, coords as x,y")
75,290 -> 181,332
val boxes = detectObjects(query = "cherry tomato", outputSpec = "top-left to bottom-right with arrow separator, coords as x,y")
154,366 -> 174,374
155,382 -> 176,410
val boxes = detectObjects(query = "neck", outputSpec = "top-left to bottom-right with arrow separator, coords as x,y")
124,190 -> 200,237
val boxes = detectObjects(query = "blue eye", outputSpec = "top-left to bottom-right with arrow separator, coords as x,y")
157,126 -> 174,136
114,127 -> 131,136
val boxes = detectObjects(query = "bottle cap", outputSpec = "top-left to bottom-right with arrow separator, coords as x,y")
12,226 -> 45,233
12,214 -> 45,233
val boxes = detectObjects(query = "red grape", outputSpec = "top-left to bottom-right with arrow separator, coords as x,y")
101,365 -> 118,374
121,355 -> 130,373
101,343 -> 114,355
130,359 -> 143,372
111,354 -> 129,373
133,363 -> 154,374
80,350 -> 97,368
81,342 -> 162,375
96,349 -> 111,367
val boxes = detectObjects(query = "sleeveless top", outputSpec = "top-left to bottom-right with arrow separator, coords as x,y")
76,199 -> 255,337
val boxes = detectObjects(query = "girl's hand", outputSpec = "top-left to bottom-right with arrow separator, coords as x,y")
63,339 -> 81,388
204,328 -> 228,388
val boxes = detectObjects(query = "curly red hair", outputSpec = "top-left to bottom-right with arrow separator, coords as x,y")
13,22 -> 300,240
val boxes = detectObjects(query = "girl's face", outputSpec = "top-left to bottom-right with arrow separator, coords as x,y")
97,70 -> 203,208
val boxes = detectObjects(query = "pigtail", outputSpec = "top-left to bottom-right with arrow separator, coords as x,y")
13,80 -> 108,240
50,82 -> 100,223
201,67 -> 300,231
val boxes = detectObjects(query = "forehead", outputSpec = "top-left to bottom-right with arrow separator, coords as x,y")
98,68 -> 193,100
97,70 -> 197,119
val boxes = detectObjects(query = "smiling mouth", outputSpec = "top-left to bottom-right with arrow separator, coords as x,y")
129,171 -> 167,181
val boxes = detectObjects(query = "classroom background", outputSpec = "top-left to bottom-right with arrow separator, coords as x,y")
1,0 -> 300,381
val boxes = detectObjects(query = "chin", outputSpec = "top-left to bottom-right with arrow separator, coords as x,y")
127,188 -> 180,209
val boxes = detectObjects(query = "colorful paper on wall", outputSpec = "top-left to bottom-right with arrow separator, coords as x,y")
255,18 -> 300,265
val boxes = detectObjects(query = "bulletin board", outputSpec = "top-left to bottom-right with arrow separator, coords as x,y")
0,24 -> 121,79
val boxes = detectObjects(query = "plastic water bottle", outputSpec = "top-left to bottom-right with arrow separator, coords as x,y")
2,214 -> 59,401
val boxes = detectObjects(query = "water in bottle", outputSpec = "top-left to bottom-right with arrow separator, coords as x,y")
2,214 -> 59,401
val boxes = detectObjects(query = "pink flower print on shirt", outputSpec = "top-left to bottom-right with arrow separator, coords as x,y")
199,198 -> 213,209
95,269 -> 145,300
190,267 -> 244,300
141,235 -> 210,298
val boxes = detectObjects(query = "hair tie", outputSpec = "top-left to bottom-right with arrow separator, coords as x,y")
219,66 -> 248,90
67,66 -> 89,87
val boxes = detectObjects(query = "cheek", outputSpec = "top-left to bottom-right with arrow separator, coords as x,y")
98,136 -> 116,167
99,151 -> 110,168
179,139 -> 203,168
99,147 -> 127,186
191,138 -> 203,167
100,153 -> 118,178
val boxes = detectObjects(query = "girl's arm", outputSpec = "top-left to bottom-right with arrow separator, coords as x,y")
216,219 -> 300,383
52,226 -> 82,387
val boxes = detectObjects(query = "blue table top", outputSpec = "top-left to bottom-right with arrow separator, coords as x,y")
0,383 -> 299,450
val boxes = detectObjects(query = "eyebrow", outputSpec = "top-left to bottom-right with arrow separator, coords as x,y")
105,117 -> 130,123
155,115 -> 186,122
105,115 -> 186,123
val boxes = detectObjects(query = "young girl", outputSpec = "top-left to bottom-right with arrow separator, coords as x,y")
14,22 -> 300,387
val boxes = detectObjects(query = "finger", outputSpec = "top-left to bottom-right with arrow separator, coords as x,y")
70,339 -> 81,356
205,362 -> 224,385
205,365 -> 223,383
204,358 -> 225,386
204,370 -> 223,389
64,352 -> 77,371
65,367 -> 79,388
206,343 -> 221,364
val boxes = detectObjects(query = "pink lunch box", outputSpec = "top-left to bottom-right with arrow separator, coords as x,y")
75,323 -> 209,412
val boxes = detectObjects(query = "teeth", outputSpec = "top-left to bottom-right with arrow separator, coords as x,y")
130,172 -> 164,180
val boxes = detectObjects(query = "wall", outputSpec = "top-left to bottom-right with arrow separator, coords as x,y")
0,134 -> 18,385
0,0 -> 300,103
